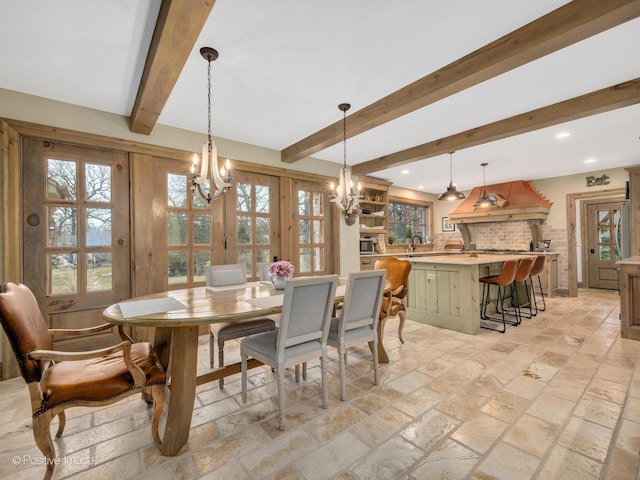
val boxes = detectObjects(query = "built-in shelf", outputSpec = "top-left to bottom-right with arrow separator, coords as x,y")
359,177 -> 391,235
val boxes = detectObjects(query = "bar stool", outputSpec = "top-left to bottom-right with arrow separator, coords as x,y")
528,255 -> 547,315
498,257 -> 535,323
480,259 -> 518,333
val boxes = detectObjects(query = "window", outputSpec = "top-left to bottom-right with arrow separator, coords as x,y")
388,198 -> 433,242
46,158 -> 114,294
166,173 -> 212,285
225,170 -> 280,280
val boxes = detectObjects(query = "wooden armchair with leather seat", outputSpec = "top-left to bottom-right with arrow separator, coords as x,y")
373,257 -> 412,344
0,282 -> 166,480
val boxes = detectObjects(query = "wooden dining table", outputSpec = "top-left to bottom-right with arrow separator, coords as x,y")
103,277 -> 392,456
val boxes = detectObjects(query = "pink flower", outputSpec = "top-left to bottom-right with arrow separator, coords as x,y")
269,260 -> 295,278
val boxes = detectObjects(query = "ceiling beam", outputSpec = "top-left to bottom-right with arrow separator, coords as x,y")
281,0 -> 640,163
352,78 -> 640,175
129,0 -> 217,135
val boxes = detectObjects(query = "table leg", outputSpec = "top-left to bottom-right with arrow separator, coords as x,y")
375,315 -> 390,363
161,325 -> 199,456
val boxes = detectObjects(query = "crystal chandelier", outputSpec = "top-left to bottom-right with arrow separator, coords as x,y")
329,103 -> 363,225
190,47 -> 232,203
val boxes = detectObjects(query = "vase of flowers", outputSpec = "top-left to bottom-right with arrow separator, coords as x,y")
269,260 -> 295,290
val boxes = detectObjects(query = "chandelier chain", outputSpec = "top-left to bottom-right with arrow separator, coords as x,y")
207,59 -> 212,145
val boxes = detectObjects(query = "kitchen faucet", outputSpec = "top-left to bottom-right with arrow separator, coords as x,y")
410,235 -> 422,252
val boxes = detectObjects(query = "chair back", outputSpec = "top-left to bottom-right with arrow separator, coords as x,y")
374,257 -> 411,300
257,262 -> 271,281
206,263 -> 247,287
514,257 -> 535,282
337,270 -> 387,336
529,255 -> 546,276
276,275 -> 338,357
493,259 -> 519,286
0,283 -> 53,383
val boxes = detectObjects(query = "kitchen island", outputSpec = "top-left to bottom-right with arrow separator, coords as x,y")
406,254 -> 536,334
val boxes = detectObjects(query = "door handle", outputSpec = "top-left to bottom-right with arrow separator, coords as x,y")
590,249 -> 595,254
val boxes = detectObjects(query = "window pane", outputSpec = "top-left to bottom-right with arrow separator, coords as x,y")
193,250 -> 210,282
87,253 -> 112,292
312,193 -> 323,215
256,217 -> 270,244
257,249 -> 270,264
314,248 -> 324,271
598,210 -> 610,225
47,158 -> 76,200
168,174 -> 187,207
298,191 -> 309,215
236,183 -> 251,212
85,163 -> 111,202
49,253 -> 77,294
313,220 -> 324,243
299,219 -> 310,243
256,185 -> 270,213
598,228 -> 610,244
299,247 -> 311,273
193,179 -> 211,209
48,206 -> 78,247
86,208 -> 111,246
168,212 -> 187,244
237,248 -> 252,276
599,245 -> 611,261
237,216 -> 252,244
168,250 -> 187,284
194,214 -> 211,244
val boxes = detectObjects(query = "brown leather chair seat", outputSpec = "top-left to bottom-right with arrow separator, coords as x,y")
40,342 -> 165,412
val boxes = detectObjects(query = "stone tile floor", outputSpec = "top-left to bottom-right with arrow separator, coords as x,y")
1,288 -> 639,479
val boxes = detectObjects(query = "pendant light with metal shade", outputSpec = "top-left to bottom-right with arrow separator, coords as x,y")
437,151 -> 466,201
473,162 -> 497,207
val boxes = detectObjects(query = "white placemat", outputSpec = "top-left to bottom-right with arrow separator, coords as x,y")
205,281 -> 263,292
244,285 -> 346,310
118,297 -> 186,318
245,295 -> 284,309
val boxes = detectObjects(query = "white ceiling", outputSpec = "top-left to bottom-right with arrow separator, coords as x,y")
1,0 -> 639,193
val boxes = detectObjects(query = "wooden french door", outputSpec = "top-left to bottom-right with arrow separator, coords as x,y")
292,179 -> 334,276
225,170 -> 280,280
587,202 -> 622,290
22,139 -> 130,337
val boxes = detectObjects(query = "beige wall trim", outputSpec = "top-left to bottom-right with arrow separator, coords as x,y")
566,188 -> 625,297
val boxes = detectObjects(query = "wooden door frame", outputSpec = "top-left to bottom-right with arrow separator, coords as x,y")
584,199 -> 625,289
567,188 -> 624,296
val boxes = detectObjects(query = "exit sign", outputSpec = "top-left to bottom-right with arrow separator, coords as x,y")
586,174 -> 610,187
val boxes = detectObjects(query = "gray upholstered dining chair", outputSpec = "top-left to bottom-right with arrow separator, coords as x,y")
257,262 -> 272,282
327,269 -> 387,401
206,263 -> 276,389
241,275 -> 338,430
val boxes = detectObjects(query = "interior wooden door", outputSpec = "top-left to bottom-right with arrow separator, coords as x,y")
587,202 -> 622,290
22,139 -> 130,345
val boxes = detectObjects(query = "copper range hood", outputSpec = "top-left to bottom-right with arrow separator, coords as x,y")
447,180 -> 552,248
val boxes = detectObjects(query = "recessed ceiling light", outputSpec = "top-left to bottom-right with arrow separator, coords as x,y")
555,132 -> 571,139
584,158 -> 596,164
418,185 -> 424,189
401,169 -> 410,175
